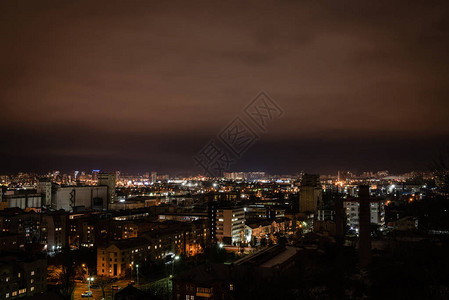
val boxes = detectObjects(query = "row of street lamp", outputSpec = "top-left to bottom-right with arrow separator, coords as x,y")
80,255 -> 181,299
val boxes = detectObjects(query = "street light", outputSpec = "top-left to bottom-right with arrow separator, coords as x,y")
87,276 -> 94,299
136,264 -> 139,286
82,264 -> 94,299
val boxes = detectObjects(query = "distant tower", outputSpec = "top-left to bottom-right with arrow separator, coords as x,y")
334,192 -> 344,240
92,170 -> 100,181
151,172 -> 157,184
358,185 -> 372,268
299,174 -> 322,214
98,173 -> 116,205
37,179 -> 52,207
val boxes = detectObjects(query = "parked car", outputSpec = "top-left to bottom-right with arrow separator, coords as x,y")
128,281 -> 135,286
90,284 -> 100,289
81,291 -> 92,298
112,285 -> 120,290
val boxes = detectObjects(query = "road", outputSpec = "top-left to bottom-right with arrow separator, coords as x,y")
73,275 -> 174,300
73,279 -> 129,300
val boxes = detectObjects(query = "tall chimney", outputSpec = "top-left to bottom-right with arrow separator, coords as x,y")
334,192 -> 344,241
358,185 -> 371,268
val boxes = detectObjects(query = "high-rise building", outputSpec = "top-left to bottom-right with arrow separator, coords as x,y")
216,207 -> 245,245
208,201 -> 217,241
150,172 -> 157,184
343,198 -> 385,232
98,173 -> 117,205
37,179 -> 52,207
299,174 -> 322,214
92,170 -> 100,181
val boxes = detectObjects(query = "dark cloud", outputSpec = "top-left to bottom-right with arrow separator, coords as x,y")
1,0 -> 448,174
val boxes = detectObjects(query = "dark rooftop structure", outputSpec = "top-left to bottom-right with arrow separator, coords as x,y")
114,285 -> 148,300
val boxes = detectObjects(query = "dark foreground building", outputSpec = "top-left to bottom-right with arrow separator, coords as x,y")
0,254 -> 47,299
172,245 -> 301,300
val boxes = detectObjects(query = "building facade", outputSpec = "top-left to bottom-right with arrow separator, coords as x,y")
343,198 -> 386,232
52,185 -> 108,211
98,173 -> 117,205
216,207 -> 245,245
299,174 -> 322,214
0,256 -> 47,299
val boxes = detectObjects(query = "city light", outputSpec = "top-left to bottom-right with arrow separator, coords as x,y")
0,1 -> 447,298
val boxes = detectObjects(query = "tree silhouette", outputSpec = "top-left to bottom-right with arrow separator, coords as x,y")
55,247 -> 76,300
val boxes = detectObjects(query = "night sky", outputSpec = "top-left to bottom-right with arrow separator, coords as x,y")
1,0 -> 449,175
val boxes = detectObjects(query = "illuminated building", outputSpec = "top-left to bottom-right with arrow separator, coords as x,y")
343,197 -> 385,232
92,170 -> 100,181
216,207 -> 245,245
299,174 -> 322,214
97,238 -> 150,277
41,212 -> 69,253
150,172 -> 157,184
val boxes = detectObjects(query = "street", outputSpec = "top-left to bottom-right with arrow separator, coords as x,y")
73,277 -> 172,300
73,280 -> 129,300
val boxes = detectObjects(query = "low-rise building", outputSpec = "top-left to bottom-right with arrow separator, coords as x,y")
97,238 -> 150,278
97,220 -> 210,278
392,216 -> 418,231
51,185 -> 108,211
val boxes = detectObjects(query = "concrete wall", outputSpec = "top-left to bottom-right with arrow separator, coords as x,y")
52,186 -> 107,211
